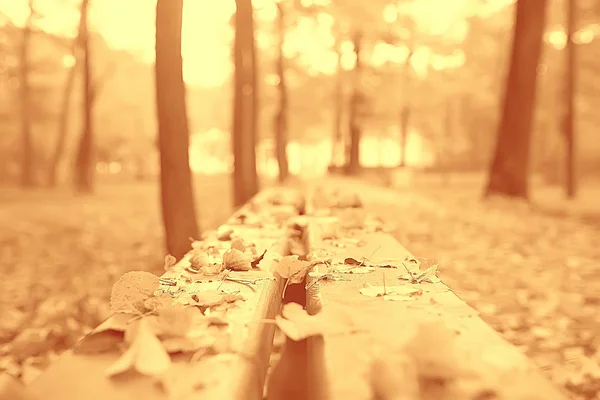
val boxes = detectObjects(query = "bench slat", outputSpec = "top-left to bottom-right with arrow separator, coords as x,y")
303,189 -> 569,400
30,188 -> 302,400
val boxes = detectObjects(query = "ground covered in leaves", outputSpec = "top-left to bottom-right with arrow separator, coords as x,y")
0,174 -> 235,384
339,172 -> 600,400
1,172 -> 599,400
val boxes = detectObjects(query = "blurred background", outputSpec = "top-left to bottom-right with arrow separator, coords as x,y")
0,0 -> 599,398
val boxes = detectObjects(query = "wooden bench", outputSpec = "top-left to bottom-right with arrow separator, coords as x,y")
8,182 -> 570,400
264,184 -> 570,400
21,187 -> 306,400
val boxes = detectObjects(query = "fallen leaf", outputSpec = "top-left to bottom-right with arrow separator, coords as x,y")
105,319 -> 171,378
73,312 -> 136,355
359,284 -> 423,300
216,226 -> 234,241
189,250 -> 210,270
222,249 -> 251,271
230,238 -> 246,252
251,249 -> 267,269
188,291 -> 244,309
163,255 -> 177,271
143,293 -> 174,313
271,255 -> 312,283
200,263 -> 225,276
399,257 -> 441,283
110,271 -> 160,314
275,303 -> 325,341
155,305 -> 196,338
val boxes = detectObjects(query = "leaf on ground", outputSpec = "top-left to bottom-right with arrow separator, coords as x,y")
73,312 -> 136,355
230,238 -> 246,252
216,225 -> 234,241
155,305 -> 196,338
188,291 -> 244,309
336,265 -> 376,274
163,255 -> 177,271
399,257 -> 441,284
189,250 -> 210,270
105,318 -> 171,378
222,248 -> 251,271
251,249 -> 267,269
359,284 -> 423,301
271,255 -> 312,283
110,271 -> 160,314
275,303 -> 326,341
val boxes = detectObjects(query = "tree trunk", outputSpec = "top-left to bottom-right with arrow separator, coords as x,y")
331,42 -> 343,167
155,0 -> 199,259
274,3 -> 289,183
73,0 -> 93,193
564,0 -> 577,198
346,31 -> 362,176
484,0 -> 548,199
19,2 -> 35,188
232,0 -> 259,207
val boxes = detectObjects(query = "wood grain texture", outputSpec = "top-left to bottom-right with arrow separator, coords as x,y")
31,188 -> 300,400
304,189 -> 569,400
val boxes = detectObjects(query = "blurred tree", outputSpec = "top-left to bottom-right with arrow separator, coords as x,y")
346,30 -> 363,175
274,1 -> 289,183
18,0 -> 36,188
232,0 -> 259,206
155,0 -> 198,258
563,0 -> 577,198
330,37 -> 345,167
485,0 -> 548,199
73,0 -> 93,193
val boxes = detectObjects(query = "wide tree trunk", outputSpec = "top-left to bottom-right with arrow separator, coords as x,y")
484,0 -> 548,199
564,0 -> 577,198
346,31 -> 363,176
155,0 -> 199,259
73,0 -> 93,193
18,2 -> 35,188
274,2 -> 289,183
232,0 -> 259,207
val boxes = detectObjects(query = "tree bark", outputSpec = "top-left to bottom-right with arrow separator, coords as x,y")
232,0 -> 259,207
564,0 -> 577,198
73,0 -> 93,193
274,2 -> 289,183
18,1 -> 35,188
155,0 -> 199,259
484,0 -> 548,199
346,30 -> 362,176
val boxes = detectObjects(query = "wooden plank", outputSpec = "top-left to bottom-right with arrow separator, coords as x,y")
30,188 -> 303,400
303,187 -> 569,400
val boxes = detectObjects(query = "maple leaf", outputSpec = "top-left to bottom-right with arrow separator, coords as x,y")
105,318 -> 171,378
109,271 -> 160,314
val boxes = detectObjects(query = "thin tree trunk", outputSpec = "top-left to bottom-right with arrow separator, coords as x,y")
331,42 -> 343,167
484,0 -> 548,199
274,2 -> 289,183
564,0 -> 577,198
346,30 -> 362,176
155,0 -> 199,259
398,105 -> 410,167
232,0 -> 259,207
73,0 -> 93,193
19,1 -> 35,188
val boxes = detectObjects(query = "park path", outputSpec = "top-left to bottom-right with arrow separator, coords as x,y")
308,175 -> 600,400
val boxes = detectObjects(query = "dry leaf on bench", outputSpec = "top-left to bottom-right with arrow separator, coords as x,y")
271,255 -> 312,283
336,265 -> 376,274
359,284 -> 423,301
105,318 -> 171,378
164,255 -> 177,271
251,249 -> 267,269
223,248 -> 251,271
399,258 -> 441,284
155,305 -> 196,338
73,312 -> 136,354
230,238 -> 246,252
189,250 -> 210,270
110,271 -> 160,314
187,291 -> 244,309
216,225 -> 234,241
275,303 -> 326,341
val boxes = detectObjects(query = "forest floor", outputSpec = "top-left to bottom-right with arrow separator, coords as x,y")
1,171 -> 599,399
